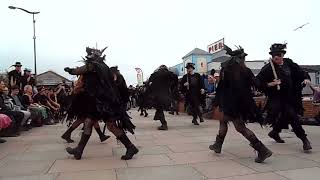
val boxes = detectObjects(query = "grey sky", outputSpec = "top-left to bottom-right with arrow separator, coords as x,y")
0,0 -> 319,85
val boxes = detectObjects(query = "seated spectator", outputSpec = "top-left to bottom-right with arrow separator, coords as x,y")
310,86 -> 320,103
33,88 -> 56,125
9,85 -> 32,130
0,81 -> 23,137
47,88 -> 60,109
205,75 -> 216,112
21,85 -> 49,126
0,114 -> 12,143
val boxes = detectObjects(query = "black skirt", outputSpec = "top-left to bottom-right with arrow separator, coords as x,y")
68,93 -> 102,120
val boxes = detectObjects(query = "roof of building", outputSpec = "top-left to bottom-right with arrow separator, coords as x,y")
212,56 -> 230,63
182,48 -> 211,59
300,65 -> 320,72
36,70 -> 72,86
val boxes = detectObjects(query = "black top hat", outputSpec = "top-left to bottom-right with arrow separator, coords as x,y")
13,62 -> 22,67
185,63 -> 195,69
24,68 -> 31,72
269,43 -> 287,55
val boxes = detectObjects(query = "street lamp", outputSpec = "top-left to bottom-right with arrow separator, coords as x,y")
8,6 -> 40,76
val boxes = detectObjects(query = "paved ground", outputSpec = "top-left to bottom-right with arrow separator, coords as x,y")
1,109 -> 320,180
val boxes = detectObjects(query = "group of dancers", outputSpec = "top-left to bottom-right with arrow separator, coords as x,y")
61,43 -> 312,163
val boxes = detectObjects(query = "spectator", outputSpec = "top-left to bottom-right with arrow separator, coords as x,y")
9,85 -> 32,130
310,86 -> 320,103
0,81 -> 23,137
213,73 -> 220,89
33,88 -> 56,125
205,75 -> 216,112
21,68 -> 36,91
21,85 -> 47,126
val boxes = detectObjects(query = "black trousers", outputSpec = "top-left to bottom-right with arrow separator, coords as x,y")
267,102 -> 306,139
189,99 -> 202,119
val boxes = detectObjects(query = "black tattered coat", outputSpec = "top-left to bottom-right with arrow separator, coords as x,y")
255,58 -> 310,126
146,69 -> 178,110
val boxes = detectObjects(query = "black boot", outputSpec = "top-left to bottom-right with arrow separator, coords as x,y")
158,118 -> 168,130
158,124 -> 168,130
117,134 -> 139,160
268,130 -> 285,143
66,133 -> 90,160
251,141 -> 273,163
144,112 -> 148,117
199,117 -> 204,123
192,117 -> 199,125
0,138 -> 6,143
95,127 -> 111,142
301,137 -> 312,151
61,127 -> 75,143
209,135 -> 224,153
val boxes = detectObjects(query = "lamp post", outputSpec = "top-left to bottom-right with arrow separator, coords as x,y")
8,6 -> 40,76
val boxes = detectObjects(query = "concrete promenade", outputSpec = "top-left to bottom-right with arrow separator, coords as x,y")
1,109 -> 320,180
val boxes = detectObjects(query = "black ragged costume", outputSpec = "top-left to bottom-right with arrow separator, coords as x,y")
255,43 -> 311,151
146,65 -> 178,130
110,66 -> 135,134
64,47 -> 138,160
209,45 -> 272,163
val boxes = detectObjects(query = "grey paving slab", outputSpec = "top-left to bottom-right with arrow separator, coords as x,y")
191,160 -> 256,179
116,165 -> 206,180
208,172 -> 288,180
0,160 -> 54,177
235,154 -> 320,173
0,174 -> 58,180
56,170 -> 116,180
276,167 -> 320,180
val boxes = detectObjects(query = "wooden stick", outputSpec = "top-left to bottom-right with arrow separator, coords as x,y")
269,58 -> 280,90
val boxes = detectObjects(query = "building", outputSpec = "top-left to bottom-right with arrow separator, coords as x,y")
170,47 -> 268,77
170,48 -> 212,78
36,70 -> 72,86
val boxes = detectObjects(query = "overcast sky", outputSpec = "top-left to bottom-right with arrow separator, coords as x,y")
0,0 -> 319,85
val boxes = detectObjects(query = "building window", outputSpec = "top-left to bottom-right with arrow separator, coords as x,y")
316,77 -> 320,85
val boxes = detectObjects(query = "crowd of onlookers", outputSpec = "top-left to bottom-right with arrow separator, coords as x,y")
0,62 -> 72,144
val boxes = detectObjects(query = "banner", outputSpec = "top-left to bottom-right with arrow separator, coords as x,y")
207,38 -> 224,54
135,67 -> 143,86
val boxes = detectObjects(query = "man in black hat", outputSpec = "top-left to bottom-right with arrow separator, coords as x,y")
8,62 -> 22,91
21,68 -> 36,91
180,63 -> 205,125
255,43 -> 312,152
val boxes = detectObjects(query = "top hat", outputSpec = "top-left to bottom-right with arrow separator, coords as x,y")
24,68 -> 31,72
13,62 -> 22,67
185,63 -> 195,69
269,43 -> 287,55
